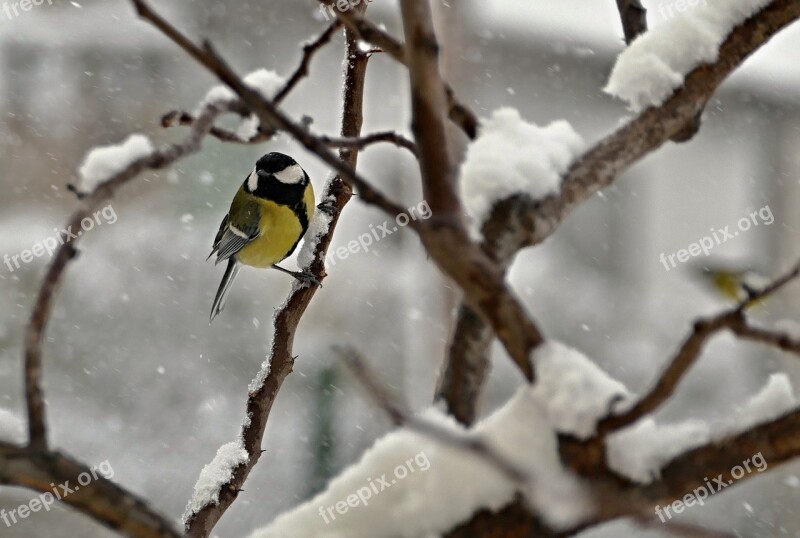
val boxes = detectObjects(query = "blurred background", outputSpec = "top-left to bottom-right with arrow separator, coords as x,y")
1,0 -> 799,536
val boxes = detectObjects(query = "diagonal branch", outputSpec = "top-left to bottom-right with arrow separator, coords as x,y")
0,441 -> 180,537
273,19 -> 342,103
339,347 -> 531,484
598,258 -> 800,437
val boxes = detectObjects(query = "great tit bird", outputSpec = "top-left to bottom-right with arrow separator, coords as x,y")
691,262 -> 769,306
208,152 -> 316,322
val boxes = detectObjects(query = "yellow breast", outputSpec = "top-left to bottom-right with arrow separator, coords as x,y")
236,200 -> 304,268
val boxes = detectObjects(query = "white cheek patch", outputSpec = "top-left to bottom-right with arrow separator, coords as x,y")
273,164 -> 304,184
247,168 -> 258,192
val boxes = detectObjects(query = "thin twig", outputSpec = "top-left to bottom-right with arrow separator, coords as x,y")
161,110 -> 265,143
338,346 -> 531,484
319,131 -> 418,155
273,19 -> 342,103
598,258 -> 800,436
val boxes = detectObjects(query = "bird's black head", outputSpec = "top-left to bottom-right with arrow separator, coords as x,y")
244,152 -> 308,201
255,152 -> 297,175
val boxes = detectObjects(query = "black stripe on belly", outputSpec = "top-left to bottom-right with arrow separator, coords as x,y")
284,196 -> 309,259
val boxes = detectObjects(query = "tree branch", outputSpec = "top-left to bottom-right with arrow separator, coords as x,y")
133,0 -> 543,382
615,0 -> 647,44
0,441 -> 180,537
318,131 -> 418,156
273,19 -> 343,103
338,347 -> 531,484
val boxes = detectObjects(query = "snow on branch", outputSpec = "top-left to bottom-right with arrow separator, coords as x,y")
76,134 -> 155,195
606,0 -> 773,111
182,439 -> 248,525
250,341 -> 642,536
608,372 -> 797,483
460,108 -> 584,234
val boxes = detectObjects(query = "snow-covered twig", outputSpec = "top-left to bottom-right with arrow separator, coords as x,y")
159,20 -> 342,145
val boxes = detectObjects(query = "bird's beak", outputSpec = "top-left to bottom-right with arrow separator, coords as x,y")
256,170 -> 270,177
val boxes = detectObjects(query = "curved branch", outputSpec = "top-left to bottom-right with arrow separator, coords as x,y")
0,442 -> 179,537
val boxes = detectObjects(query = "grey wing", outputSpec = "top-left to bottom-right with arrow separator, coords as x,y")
208,213 -> 260,265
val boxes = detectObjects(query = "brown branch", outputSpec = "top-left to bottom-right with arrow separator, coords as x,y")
182,8 -> 371,536
615,0 -> 647,44
319,0 -> 478,138
273,19 -> 342,103
318,131 -> 418,156
731,323 -> 800,355
399,0 -> 459,215
161,110 -> 265,143
0,441 -> 179,537
598,258 -> 800,437
439,0 -> 800,427
159,20 -> 340,142
338,347 -> 531,484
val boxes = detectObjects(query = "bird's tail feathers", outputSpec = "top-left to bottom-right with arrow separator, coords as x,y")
210,259 -> 240,323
